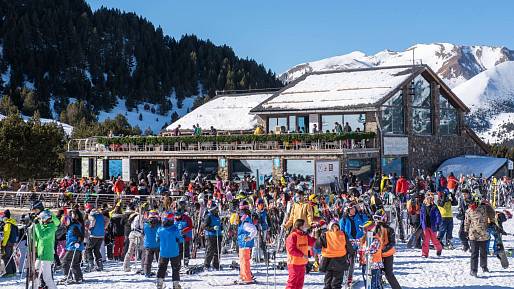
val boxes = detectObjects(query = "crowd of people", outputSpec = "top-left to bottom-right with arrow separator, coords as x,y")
0,170 -> 513,289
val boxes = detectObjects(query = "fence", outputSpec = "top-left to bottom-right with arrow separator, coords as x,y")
0,191 -> 182,210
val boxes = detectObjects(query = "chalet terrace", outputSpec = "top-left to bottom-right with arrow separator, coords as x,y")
65,65 -> 488,187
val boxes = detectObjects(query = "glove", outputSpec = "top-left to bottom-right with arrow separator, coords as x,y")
73,242 -> 80,249
213,225 -> 220,231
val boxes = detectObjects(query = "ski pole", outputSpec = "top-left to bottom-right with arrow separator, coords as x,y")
4,229 -> 26,273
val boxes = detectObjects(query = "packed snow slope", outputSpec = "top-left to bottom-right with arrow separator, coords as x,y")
0,113 -> 73,136
453,61 -> 514,143
280,43 -> 514,88
3,211 -> 514,289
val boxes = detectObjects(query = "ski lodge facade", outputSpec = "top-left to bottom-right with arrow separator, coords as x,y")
65,65 -> 488,187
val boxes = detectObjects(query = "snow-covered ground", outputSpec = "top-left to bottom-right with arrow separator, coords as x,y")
0,113 -> 73,136
2,213 -> 514,289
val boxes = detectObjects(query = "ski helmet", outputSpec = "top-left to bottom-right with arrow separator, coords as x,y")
373,209 -> 387,223
148,210 -> 159,219
175,208 -> 184,218
161,212 -> 174,225
38,210 -> 52,222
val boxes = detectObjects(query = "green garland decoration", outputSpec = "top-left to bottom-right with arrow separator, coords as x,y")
96,132 -> 376,146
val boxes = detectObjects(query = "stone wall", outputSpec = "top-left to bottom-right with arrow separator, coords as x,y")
408,130 -> 486,176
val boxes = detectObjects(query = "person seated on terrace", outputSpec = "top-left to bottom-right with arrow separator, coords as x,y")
210,126 -> 218,135
173,124 -> 181,136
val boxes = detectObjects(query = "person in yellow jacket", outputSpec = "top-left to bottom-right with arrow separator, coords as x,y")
284,191 -> 314,230
380,174 -> 390,194
315,222 -> 354,289
437,190 -> 456,248
1,210 -> 18,277
253,125 -> 264,135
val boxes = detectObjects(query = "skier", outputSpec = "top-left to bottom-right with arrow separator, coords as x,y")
1,209 -> 17,277
315,221 -> 353,289
110,204 -> 126,261
406,192 -> 423,249
339,203 -> 368,287
374,212 -> 402,289
285,219 -> 316,289
237,207 -> 258,284
254,198 -> 269,262
436,189 -> 457,248
420,192 -> 442,257
464,197 -> 496,277
123,205 -> 144,272
85,204 -> 106,272
60,209 -> 84,284
33,209 -> 60,289
156,212 -> 183,289
143,210 -> 160,277
358,221 -> 383,289
457,189 -> 472,252
202,202 -> 222,270
174,208 -> 193,267
284,191 -> 314,230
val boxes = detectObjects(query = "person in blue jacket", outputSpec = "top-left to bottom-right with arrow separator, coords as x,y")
156,212 -> 183,289
237,208 -> 258,284
254,199 -> 268,261
339,203 -> 368,287
85,205 -> 105,272
61,209 -> 85,284
202,202 -> 222,270
143,210 -> 160,277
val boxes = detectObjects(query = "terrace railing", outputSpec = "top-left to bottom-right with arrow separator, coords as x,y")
68,132 -> 377,153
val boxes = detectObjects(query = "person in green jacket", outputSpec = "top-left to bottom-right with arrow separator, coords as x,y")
33,209 -> 60,289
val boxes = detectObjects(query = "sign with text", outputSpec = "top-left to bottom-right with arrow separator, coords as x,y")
383,137 -> 409,155
316,160 -> 340,185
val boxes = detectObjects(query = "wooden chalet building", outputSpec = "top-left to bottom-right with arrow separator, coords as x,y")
66,65 -> 488,187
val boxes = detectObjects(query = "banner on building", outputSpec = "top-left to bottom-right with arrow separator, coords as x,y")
81,158 -> 89,178
122,158 -> 130,181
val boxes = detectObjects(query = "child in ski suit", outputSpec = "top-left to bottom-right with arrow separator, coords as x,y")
359,221 -> 383,289
61,209 -> 84,284
285,219 -> 316,289
174,208 -> 193,267
420,192 -> 443,257
237,209 -> 258,284
156,212 -> 183,289
34,210 -> 60,289
143,210 -> 160,277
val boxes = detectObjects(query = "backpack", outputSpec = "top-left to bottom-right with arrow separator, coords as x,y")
8,224 -> 19,244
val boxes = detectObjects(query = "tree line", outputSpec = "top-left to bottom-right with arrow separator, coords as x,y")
0,0 -> 283,122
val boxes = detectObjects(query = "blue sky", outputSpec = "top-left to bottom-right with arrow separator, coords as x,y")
87,0 -> 514,73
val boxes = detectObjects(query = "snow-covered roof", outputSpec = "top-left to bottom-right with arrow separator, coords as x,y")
253,66 -> 422,113
436,155 -> 508,178
167,92 -> 273,131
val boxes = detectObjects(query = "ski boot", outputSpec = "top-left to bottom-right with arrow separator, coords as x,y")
157,278 -> 165,289
183,258 -> 189,267
173,281 -> 181,289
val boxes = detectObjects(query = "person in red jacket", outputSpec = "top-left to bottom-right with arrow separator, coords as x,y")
395,176 -> 409,202
286,219 -> 316,289
114,176 -> 125,195
447,172 -> 458,192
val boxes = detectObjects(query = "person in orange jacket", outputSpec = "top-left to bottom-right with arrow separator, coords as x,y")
358,221 -> 383,289
285,219 -> 316,289
374,211 -> 402,289
315,221 -> 354,289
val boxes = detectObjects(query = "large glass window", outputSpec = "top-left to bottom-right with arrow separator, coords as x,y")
411,76 -> 432,134
321,115 -> 343,133
268,117 -> 287,133
297,116 -> 308,133
288,115 -> 297,132
381,90 -> 404,134
439,95 -> 458,135
321,114 -> 365,133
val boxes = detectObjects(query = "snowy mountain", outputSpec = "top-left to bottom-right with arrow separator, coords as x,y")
280,43 -> 514,88
453,61 -> 514,144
